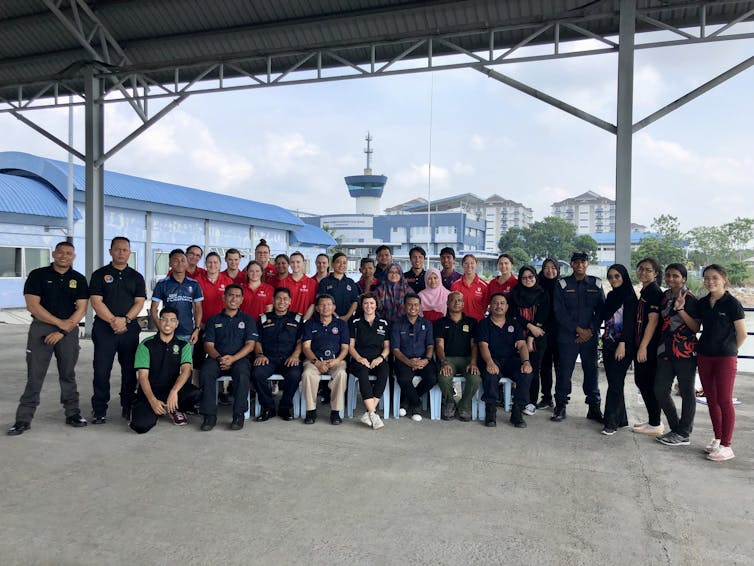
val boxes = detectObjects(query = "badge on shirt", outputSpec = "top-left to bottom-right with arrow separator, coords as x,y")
462,324 -> 470,333
238,322 -> 245,329
69,280 -> 77,288
346,285 -> 352,291
214,323 -> 223,328
172,345 -> 179,354
332,327 -> 339,334
187,286 -> 193,293
508,326 -> 514,333
104,275 -> 114,283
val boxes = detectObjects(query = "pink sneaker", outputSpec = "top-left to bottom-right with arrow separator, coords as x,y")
704,439 -> 721,454
707,445 -> 735,462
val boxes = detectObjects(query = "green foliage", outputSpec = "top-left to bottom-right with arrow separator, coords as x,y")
322,224 -> 343,255
651,214 -> 684,246
686,226 -> 732,265
498,216 -> 596,262
631,237 -> 685,271
724,217 -> 754,260
508,247 -> 531,268
726,262 -> 750,286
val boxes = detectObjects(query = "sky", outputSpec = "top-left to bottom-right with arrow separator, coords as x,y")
1,25 -> 753,234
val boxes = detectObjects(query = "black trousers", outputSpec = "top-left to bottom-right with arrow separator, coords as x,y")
130,383 -> 200,434
199,358 -> 251,417
349,358 -> 390,401
252,358 -> 303,411
654,356 -> 697,437
538,332 -> 559,402
602,343 -> 631,429
634,354 -> 661,426
91,317 -> 141,417
481,357 -> 531,407
394,359 -> 437,411
526,337 -> 546,406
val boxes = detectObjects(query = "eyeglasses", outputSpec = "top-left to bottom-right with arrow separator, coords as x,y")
159,317 -> 179,324
637,267 -> 655,273
520,275 -> 536,281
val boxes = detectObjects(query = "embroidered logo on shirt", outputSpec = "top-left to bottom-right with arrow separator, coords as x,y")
508,326 -> 514,333
238,322 -> 245,329
69,280 -> 77,288
172,345 -> 179,354
104,275 -> 114,283
462,324 -> 470,333
332,327 -> 339,334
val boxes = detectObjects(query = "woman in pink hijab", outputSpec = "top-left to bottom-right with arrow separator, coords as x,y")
419,267 -> 451,322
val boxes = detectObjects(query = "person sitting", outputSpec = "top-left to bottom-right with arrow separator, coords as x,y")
199,285 -> 258,431
435,291 -> 480,421
252,287 -> 304,422
130,307 -> 200,434
391,293 -> 437,422
301,294 -> 350,424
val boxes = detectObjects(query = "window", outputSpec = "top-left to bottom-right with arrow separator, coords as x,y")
0,246 -> 50,278
154,251 -> 170,278
127,252 -> 137,270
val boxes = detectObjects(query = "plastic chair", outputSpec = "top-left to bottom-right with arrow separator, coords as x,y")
392,376 -> 441,420
475,376 -> 512,420
253,374 -> 302,418
215,375 -> 251,420
346,373 -> 390,420
299,374 -> 344,418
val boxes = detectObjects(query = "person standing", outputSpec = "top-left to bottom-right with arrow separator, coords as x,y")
439,247 -> 462,290
696,264 -> 747,462
317,252 -> 359,321
434,291 -> 480,421
375,262 -> 410,323
240,261 -> 274,320
374,245 -> 393,283
404,246 -> 427,293
281,251 -> 317,320
418,268 -> 450,323
487,253 -> 518,298
450,254 -> 488,321
551,252 -> 605,423
535,258 -> 560,409
313,253 -> 330,284
222,248 -> 246,285
600,264 -> 637,436
272,253 -> 291,285
150,249 -> 203,344
196,252 -> 233,381
632,258 -> 664,436
357,257 -> 379,294
198,284 -> 258,431
254,239 -> 277,283
8,242 -> 89,436
654,263 -> 701,447
89,236 -> 146,423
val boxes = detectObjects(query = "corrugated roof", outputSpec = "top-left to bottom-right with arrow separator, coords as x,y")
0,171 -> 80,220
290,223 -> 337,247
0,152 -> 303,229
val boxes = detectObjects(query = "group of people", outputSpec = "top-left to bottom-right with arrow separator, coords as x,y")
6,238 -> 747,462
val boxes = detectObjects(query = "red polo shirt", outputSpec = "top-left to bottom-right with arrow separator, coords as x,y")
240,282 -> 275,320
487,275 -> 518,299
451,275 -> 489,321
281,274 -> 317,317
197,272 -> 234,324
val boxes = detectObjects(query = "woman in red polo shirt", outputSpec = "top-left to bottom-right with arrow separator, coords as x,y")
240,261 -> 274,320
487,253 -> 518,298
282,251 -> 317,320
450,254 -> 488,321
255,239 -> 277,283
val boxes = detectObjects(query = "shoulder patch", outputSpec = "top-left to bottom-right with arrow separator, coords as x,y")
559,279 -> 567,289
294,313 -> 302,322
593,276 -> 602,286
260,314 -> 268,324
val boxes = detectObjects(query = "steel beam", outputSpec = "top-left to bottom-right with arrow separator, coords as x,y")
9,109 -> 85,160
84,68 -> 104,335
615,0 -> 636,268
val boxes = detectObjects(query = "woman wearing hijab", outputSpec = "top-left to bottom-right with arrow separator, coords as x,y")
601,264 -> 638,436
535,258 -> 560,408
418,267 -> 450,322
375,263 -> 410,323
509,265 -> 549,416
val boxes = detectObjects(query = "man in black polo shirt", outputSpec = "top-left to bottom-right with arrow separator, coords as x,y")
8,241 -> 89,436
476,293 -> 531,428
199,284 -> 258,431
404,246 -> 427,294
435,291 -> 480,421
130,306 -> 199,434
301,294 -> 350,424
316,252 -> 359,321
392,293 -> 437,422
89,236 -> 147,424
253,287 -> 303,422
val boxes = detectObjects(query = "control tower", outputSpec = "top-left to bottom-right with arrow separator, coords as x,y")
344,132 -> 387,215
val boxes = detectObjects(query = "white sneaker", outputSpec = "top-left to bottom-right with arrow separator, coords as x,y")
704,439 -> 721,454
632,423 -> 664,436
370,413 -> 385,430
707,445 -> 735,461
360,412 -> 373,427
411,413 -> 422,422
523,403 -> 536,416
631,421 -> 648,431
399,408 -> 407,417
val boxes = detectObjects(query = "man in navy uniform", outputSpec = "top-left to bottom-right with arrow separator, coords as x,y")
199,284 -> 258,431
89,236 -> 146,423
551,252 -> 605,422
252,287 -> 303,422
8,241 -> 89,436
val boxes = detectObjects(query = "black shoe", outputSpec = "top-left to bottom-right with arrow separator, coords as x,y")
586,403 -> 603,423
65,413 -> 87,428
536,398 -> 553,409
484,403 -> 497,427
457,412 -> 471,422
278,407 -> 293,421
91,415 -> 107,425
510,405 -> 527,428
218,392 -> 231,406
255,407 -> 275,422
304,410 -> 317,424
7,421 -> 30,436
200,415 -> 217,431
551,405 -> 566,422
330,410 -> 342,425
230,414 -> 244,431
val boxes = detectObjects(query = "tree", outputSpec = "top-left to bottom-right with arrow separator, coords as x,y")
725,217 -> 754,260
498,217 -> 599,263
631,237 -> 685,270
686,225 -> 733,265
497,227 -> 526,253
508,246 -> 531,269
574,234 -> 599,262
321,224 -> 343,255
651,214 -> 683,246
727,262 -> 750,286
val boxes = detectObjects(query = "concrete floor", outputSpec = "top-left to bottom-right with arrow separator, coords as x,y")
0,324 -> 751,566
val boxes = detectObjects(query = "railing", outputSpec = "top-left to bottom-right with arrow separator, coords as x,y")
740,306 -> 754,360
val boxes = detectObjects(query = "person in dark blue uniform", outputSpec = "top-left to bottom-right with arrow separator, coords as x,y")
476,292 -> 531,428
316,252 -> 359,321
252,287 -> 304,422
89,236 -> 147,423
199,284 -> 258,431
552,252 -> 605,422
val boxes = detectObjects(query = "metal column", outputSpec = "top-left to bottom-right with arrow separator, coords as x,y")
615,0 -> 636,267
84,68 -> 105,333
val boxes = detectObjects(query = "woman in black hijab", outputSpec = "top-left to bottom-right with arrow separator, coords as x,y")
535,258 -> 560,408
510,265 -> 550,415
601,263 -> 638,436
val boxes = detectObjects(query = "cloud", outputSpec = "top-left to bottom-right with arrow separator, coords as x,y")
470,134 -> 486,150
262,132 -> 320,176
394,163 -> 450,188
452,161 -> 475,175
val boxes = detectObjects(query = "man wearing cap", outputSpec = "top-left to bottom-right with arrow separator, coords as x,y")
551,252 -> 605,422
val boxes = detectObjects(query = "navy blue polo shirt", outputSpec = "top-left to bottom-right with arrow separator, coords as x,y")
302,315 -> 350,359
204,310 -> 258,356
151,275 -> 204,337
258,311 -> 303,360
476,316 -> 525,360
24,263 -> 89,319
317,274 -> 359,317
434,315 -> 476,358
89,263 -> 147,318
391,315 -> 433,358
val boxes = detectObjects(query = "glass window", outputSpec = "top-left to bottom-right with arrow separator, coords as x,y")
0,247 -> 22,277
154,252 -> 169,278
24,248 -> 49,276
127,251 -> 137,270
